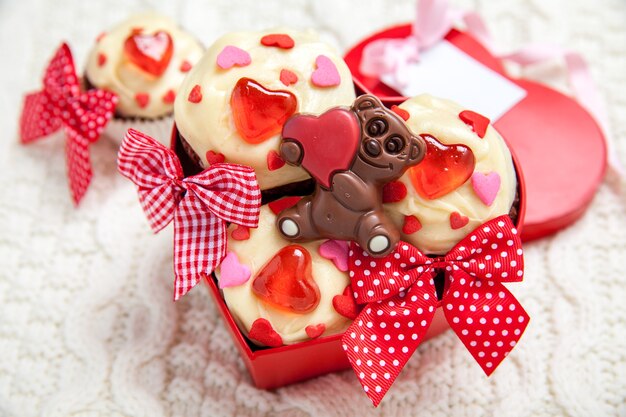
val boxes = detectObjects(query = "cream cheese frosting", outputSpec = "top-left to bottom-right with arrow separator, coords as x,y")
217,206 -> 351,345
85,13 -> 204,119
174,28 -> 356,190
385,95 -> 517,255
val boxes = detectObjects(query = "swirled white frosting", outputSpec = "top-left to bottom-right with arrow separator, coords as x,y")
85,13 -> 204,118
174,28 -> 356,190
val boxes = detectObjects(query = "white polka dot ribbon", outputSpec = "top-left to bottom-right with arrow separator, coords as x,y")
118,129 -> 261,300
343,215 -> 529,406
19,43 -> 118,205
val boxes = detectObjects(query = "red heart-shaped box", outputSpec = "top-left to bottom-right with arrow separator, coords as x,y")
345,25 -> 606,241
171,118 -> 526,389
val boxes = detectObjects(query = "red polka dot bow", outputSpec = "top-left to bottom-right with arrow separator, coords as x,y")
343,215 -> 529,406
19,43 -> 118,205
118,129 -> 261,300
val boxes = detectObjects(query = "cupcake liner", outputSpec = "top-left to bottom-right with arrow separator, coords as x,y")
104,115 -> 174,146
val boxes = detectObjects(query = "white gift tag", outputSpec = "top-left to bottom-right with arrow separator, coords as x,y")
381,41 -> 526,121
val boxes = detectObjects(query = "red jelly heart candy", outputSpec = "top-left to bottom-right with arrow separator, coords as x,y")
231,77 -> 297,144
124,30 -> 173,77
248,318 -> 283,347
252,245 -> 320,314
408,134 -> 475,200
332,285 -> 360,320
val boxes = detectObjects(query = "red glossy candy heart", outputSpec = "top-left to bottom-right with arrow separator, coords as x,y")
124,30 -> 173,77
408,134 -> 475,200
231,77 -> 297,144
252,245 -> 320,314
282,108 -> 361,188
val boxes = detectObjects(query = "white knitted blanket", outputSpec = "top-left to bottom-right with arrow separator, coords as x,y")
1,0 -> 625,416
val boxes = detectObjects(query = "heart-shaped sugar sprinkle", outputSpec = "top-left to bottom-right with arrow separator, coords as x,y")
216,45 -> 251,69
402,215 -> 422,234
332,286 -> 360,320
305,323 -> 326,339
471,171 -> 501,206
267,150 -> 285,171
459,110 -> 490,138
248,318 -> 283,347
261,34 -> 295,49
382,181 -> 407,203
450,212 -> 469,229
311,55 -> 340,87
318,240 -> 349,272
280,69 -> 298,86
219,251 -> 251,288
231,225 -> 250,241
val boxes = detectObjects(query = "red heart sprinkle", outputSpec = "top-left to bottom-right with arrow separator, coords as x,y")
188,85 -> 202,103
96,32 -> 106,42
382,181 -> 407,203
135,93 -> 150,108
179,60 -> 192,72
124,30 -> 173,76
252,245 -> 320,314
162,89 -> 176,104
402,215 -> 422,234
97,53 -> 107,67
248,318 -> 283,347
231,77 -> 297,144
267,150 -> 285,171
459,110 -> 490,138
231,225 -> 250,241
408,134 -> 475,200
280,69 -> 298,86
205,150 -> 225,165
391,105 -> 410,121
260,34 -> 295,49
332,286 -> 360,320
450,212 -> 469,229
268,196 -> 302,215
305,323 -> 326,339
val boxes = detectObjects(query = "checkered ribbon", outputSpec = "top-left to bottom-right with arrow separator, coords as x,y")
343,216 -> 529,406
118,129 -> 261,300
19,43 -> 118,205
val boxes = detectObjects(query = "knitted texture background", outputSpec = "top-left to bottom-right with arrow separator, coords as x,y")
1,0 -> 625,416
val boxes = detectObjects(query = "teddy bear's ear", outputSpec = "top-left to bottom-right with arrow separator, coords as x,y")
354,94 -> 384,112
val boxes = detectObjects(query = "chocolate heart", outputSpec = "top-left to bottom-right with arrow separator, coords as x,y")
281,108 -> 361,188
408,134 -> 475,200
231,78 -> 297,144
252,245 -> 320,314
124,30 -> 173,76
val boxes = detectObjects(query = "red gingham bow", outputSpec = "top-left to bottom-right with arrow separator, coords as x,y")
19,43 -> 118,205
118,129 -> 262,300
343,215 -> 529,406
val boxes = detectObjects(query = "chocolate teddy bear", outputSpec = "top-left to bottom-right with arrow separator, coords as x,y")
276,95 -> 426,257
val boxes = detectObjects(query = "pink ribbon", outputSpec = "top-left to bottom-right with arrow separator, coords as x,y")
360,0 -> 622,178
